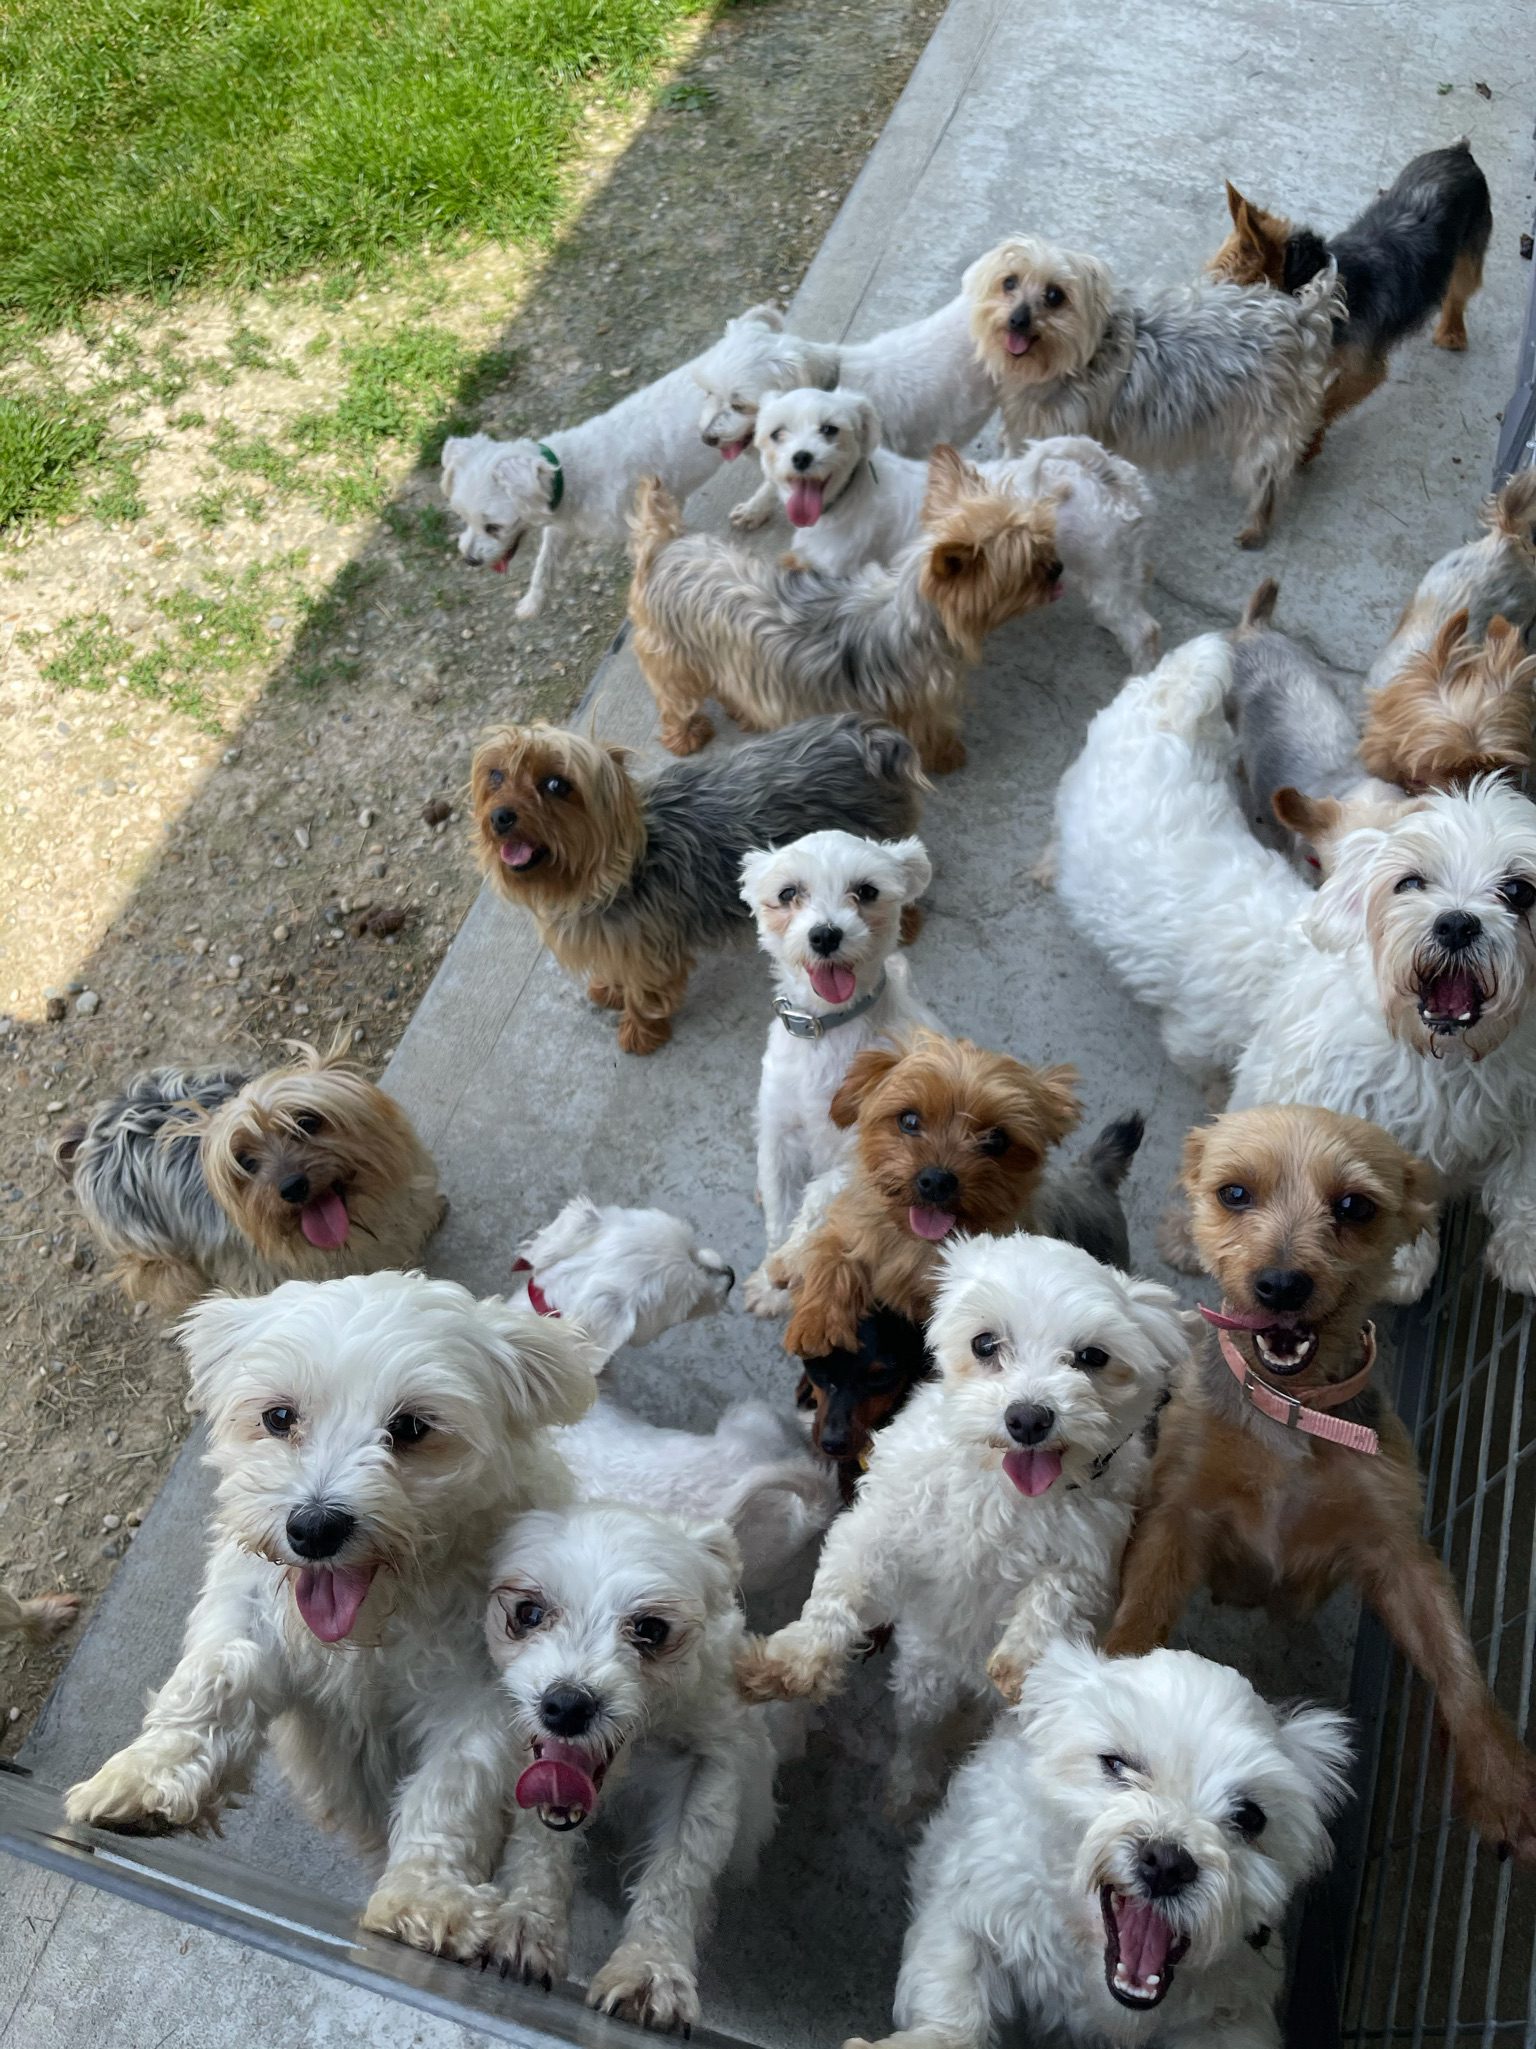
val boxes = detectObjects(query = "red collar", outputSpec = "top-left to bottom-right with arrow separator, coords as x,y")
512,1258 -> 559,1318
1210,1320 -> 1379,1456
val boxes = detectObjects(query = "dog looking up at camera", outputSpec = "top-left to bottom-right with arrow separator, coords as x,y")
848,1640 -> 1351,2049
480,1502 -> 784,2030
965,234 -> 1339,548
739,1232 -> 1187,1819
56,1043 -> 446,1314
510,1195 -> 734,1361
472,713 -> 924,1055
754,389 -> 1160,670
627,446 -> 1062,775
1108,1104 -> 1536,1864
65,1272 -> 602,1962
440,303 -> 782,619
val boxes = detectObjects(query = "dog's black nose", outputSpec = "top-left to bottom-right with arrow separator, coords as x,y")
1433,909 -> 1481,954
540,1683 -> 599,1738
791,448 -> 815,473
489,805 -> 518,838
286,1503 -> 356,1561
1253,1268 -> 1314,1312
819,1423 -> 854,1461
702,425 -> 719,446
1008,303 -> 1033,333
808,923 -> 845,958
278,1173 -> 311,1207
914,1165 -> 960,1207
1138,1839 -> 1200,1899
1005,1401 -> 1056,1447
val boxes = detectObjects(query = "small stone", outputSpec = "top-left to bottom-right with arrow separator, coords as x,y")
226,953 -> 244,972
75,991 -> 100,1016
126,1509 -> 143,1527
223,746 -> 242,765
102,1513 -> 122,1532
44,1100 -> 66,1114
104,1428 -> 120,1446
7,1707 -> 19,1724
65,978 -> 84,995
101,1538 -> 125,1559
421,799 -> 451,827
358,806 -> 375,827
294,825 -> 311,851
191,936 -> 210,956
292,1001 -> 310,1016
53,1492 -> 71,1507
364,857 -> 388,879
45,993 -> 67,1023
271,923 -> 289,942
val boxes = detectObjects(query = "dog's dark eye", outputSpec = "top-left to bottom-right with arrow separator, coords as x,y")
387,1411 -> 432,1448
1499,876 -> 1536,913
971,1330 -> 1000,1361
853,882 -> 879,904
540,775 -> 571,800
1217,1184 -> 1253,1210
1044,285 -> 1066,308
770,426 -> 785,443
898,1109 -> 922,1134
978,1127 -> 1010,1158
1333,1193 -> 1377,1227
1231,1798 -> 1267,1839
236,1153 -> 259,1176
821,423 -> 839,440
1074,1345 -> 1109,1371
777,884 -> 799,906
1394,873 -> 1426,893
487,767 -> 505,790
630,1614 -> 671,1654
510,1597 -> 545,1636
1001,273 -> 1019,293
1100,1754 -> 1133,1781
483,522 -> 503,538
294,1111 -> 323,1137
262,1405 -> 297,1437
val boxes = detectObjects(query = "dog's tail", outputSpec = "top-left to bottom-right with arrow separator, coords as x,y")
717,1455 -> 840,1592
854,718 -> 933,801
1482,469 -> 1536,555
1082,1111 -> 1146,1194
1238,578 -> 1280,632
627,474 -> 685,580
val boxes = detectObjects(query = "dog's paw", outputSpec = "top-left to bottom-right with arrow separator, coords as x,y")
1235,521 -> 1270,551
1460,1746 -> 1536,1864
986,1645 -> 1029,1705
21,1590 -> 80,1640
361,1871 -> 493,1962
485,1897 -> 570,1989
1484,1226 -> 1536,1300
736,1628 -> 840,1704
64,1744 -> 219,1835
919,733 -> 967,777
618,1010 -> 673,1056
730,497 -> 773,533
743,1264 -> 794,1318
587,980 -> 626,1012
514,594 -> 544,622
661,711 -> 715,756
783,1303 -> 855,1358
1384,1228 -> 1441,1304
588,1942 -> 699,2033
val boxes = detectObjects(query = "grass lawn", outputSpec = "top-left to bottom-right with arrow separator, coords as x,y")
0,0 -> 710,321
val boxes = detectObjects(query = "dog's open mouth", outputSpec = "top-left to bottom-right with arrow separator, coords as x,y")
786,476 -> 827,527
1200,1302 -> 1318,1375
515,1738 -> 611,1831
1417,967 -> 1484,1034
498,838 -> 550,873
489,534 -> 522,574
808,962 -> 857,1005
717,436 -> 750,461
908,1204 -> 958,1242
299,1184 -> 350,1251
1101,1887 -> 1188,2011
292,1562 -> 379,1643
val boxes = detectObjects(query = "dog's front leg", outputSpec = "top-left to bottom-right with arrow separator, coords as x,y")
360,1700 -> 513,1961
1481,1135 -> 1536,1298
847,1897 -> 999,2049
1103,1493 -> 1209,1658
1385,1217 -> 1442,1303
736,1499 -> 887,1701
987,1567 -> 1107,1704
729,476 -> 778,532
516,526 -> 569,621
782,1238 -> 870,1357
483,1814 -> 580,1988
618,960 -> 694,1057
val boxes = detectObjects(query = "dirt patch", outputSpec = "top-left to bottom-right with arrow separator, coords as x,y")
0,0 -> 946,1747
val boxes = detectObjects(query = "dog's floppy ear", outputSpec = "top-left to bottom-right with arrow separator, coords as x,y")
52,1123 -> 86,1181
478,1298 -> 601,1428
1273,786 -> 1340,844
1122,1278 -> 1195,1374
1304,824 -> 1388,953
440,434 -> 472,495
738,844 -> 781,910
1275,1702 -> 1354,1825
1179,1123 -> 1210,1190
829,1044 -> 903,1128
854,394 -> 883,455
886,835 -> 932,903
688,1518 -> 744,1599
178,1288 -> 296,1414
1013,1635 -> 1101,1732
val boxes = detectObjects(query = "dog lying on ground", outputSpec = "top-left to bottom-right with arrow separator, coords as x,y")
510,1196 -> 734,1360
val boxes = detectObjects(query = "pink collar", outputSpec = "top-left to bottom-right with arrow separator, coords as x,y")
1211,1321 -> 1380,1457
512,1258 -> 559,1319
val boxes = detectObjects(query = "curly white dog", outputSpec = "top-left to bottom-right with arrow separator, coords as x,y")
510,1194 -> 735,1360
849,1640 -> 1351,2049
737,1232 -> 1187,1817
64,1271 -> 600,1960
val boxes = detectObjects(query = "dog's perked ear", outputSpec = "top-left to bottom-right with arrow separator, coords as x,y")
919,444 -> 980,526
992,1057 -> 1081,1148
1426,606 -> 1473,679
829,1044 -> 904,1128
1272,786 -> 1341,844
476,1298 -> 602,1429
1274,1701 -> 1355,1827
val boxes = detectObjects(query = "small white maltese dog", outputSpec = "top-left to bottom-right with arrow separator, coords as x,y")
739,828 -> 937,1311
64,1272 -> 601,1961
754,388 -> 1159,670
480,1501 -> 783,2031
510,1194 -> 735,1361
737,1232 -> 1187,1817
850,1640 -> 1351,2049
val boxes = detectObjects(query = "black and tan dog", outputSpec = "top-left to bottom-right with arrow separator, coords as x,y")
796,1306 -> 933,1502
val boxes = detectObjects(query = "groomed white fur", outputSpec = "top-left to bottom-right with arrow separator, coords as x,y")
694,292 -> 998,533
740,829 -> 937,1314
756,389 -> 1159,670
481,1502 -> 781,2029
63,1272 -> 601,1962
851,1640 -> 1351,2049
511,1195 -> 734,1362
739,1233 -> 1187,1817
441,306 -> 781,617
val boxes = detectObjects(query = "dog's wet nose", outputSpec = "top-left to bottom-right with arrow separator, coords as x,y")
540,1683 -> 600,1737
278,1172 -> 311,1207
286,1503 -> 356,1561
1004,1401 -> 1055,1447
489,805 -> 518,838
1253,1268 -> 1314,1313
1137,1839 -> 1200,1899
818,1420 -> 855,1460
791,448 -> 815,473
702,424 -> 719,446
1433,909 -> 1482,953
1008,303 -> 1033,333
808,923 -> 845,957
914,1165 -> 960,1207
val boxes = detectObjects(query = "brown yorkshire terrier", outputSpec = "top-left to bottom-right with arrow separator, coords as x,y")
58,1043 -> 446,1313
1358,610 -> 1536,793
471,713 -> 923,1054
779,1030 -> 1081,1360
1108,1102 -> 1536,1862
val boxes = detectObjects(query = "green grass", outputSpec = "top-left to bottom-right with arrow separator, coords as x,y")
0,392 -> 103,525
0,0 -> 711,320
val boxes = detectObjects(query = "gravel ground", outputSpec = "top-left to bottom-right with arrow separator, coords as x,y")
0,0 -> 945,1749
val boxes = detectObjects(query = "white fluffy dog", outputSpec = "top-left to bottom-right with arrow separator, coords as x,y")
852,1640 -> 1351,2049
738,1233 -> 1187,1817
756,388 -> 1159,669
64,1272 -> 600,1960
739,829 -> 937,1308
480,1501 -> 780,2030
558,1397 -> 838,1592
1056,638 -> 1536,1296
511,1195 -> 735,1361
441,307 -> 781,617
694,291 -> 998,532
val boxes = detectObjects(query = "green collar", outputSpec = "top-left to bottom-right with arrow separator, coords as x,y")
537,443 -> 564,512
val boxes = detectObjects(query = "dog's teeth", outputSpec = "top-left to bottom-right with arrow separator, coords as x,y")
1459,1010 -> 1474,1022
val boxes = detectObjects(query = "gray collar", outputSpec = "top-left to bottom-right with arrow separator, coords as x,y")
774,971 -> 887,1040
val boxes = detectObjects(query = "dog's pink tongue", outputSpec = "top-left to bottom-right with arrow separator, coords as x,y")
515,1744 -> 599,1817
719,437 -> 748,461
500,839 -> 539,869
1003,1447 -> 1063,1496
1424,970 -> 1479,1018
1005,331 -> 1034,356
300,1189 -> 350,1250
1113,1896 -> 1176,1986
786,478 -> 826,527
809,963 -> 857,1004
294,1564 -> 377,1642
908,1205 -> 957,1242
